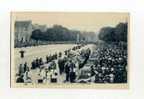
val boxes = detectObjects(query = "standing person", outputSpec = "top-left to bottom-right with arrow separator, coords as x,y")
54,54 -> 57,60
59,52 -> 62,58
64,50 -> 68,56
69,60 -> 76,83
23,69 -> 32,83
64,61 -> 70,82
39,58 -> 44,65
37,68 -> 44,84
40,68 -> 47,83
18,64 -> 24,76
52,60 -> 57,70
36,58 -> 39,68
19,50 -> 25,58
58,58 -> 65,75
45,68 -> 50,83
24,62 -> 29,73
46,68 -> 52,83
50,70 -> 58,83
31,60 -> 36,69
46,55 -> 49,63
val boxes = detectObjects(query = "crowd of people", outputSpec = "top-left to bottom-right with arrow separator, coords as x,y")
90,43 -> 127,83
16,43 -> 128,84
16,44 -> 88,84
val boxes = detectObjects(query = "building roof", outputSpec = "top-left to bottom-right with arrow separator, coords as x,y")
15,20 -> 32,27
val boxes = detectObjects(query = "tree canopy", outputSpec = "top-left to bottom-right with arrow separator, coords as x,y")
31,25 -> 79,41
98,22 -> 128,43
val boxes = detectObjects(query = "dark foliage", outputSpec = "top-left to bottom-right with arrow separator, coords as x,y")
98,22 -> 128,43
31,25 -> 79,41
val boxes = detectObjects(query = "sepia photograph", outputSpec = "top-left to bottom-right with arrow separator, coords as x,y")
10,12 -> 129,88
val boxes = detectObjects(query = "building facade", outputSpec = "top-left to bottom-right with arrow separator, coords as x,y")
15,20 -> 33,43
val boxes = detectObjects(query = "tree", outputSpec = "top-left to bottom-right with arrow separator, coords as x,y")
115,23 -> 127,42
98,27 -> 116,42
31,25 -> 78,42
31,29 -> 42,43
98,22 -> 128,43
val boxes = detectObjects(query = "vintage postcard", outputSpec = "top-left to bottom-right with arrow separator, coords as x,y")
10,12 -> 129,88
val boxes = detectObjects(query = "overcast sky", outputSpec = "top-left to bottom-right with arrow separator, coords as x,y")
12,12 -> 129,33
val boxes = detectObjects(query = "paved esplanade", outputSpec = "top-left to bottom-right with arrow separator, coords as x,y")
14,44 -> 95,83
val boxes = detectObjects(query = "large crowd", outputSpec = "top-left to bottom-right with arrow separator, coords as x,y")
91,43 -> 127,83
16,43 -> 127,84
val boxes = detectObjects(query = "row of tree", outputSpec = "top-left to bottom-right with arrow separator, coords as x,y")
31,22 -> 127,44
31,25 -> 81,42
98,22 -> 128,43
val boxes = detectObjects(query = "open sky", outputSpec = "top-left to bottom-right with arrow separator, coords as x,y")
11,12 -> 129,33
